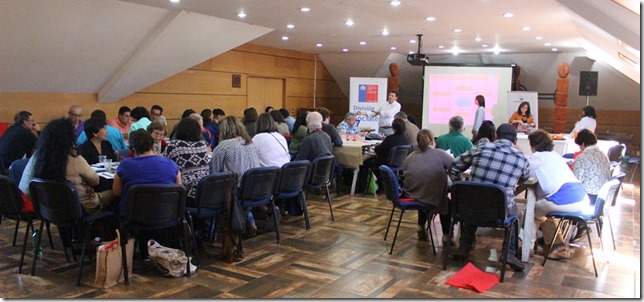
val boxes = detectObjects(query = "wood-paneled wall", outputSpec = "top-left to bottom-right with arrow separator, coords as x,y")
0,43 -> 348,130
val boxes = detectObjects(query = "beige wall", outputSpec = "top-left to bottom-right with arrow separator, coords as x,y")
0,43 -> 348,130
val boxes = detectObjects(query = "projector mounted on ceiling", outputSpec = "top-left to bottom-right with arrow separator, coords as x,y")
407,34 -> 430,66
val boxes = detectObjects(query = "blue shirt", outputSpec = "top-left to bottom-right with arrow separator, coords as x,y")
77,125 -> 128,151
284,116 -> 296,133
116,155 -> 179,215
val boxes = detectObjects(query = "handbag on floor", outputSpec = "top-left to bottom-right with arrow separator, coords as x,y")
147,239 -> 197,277
230,198 -> 247,234
94,229 -> 134,289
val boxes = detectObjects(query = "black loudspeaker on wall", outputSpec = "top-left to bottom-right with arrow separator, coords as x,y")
579,71 -> 598,96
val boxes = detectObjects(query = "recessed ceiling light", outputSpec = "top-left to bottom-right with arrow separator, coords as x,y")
408,51 -> 414,54
482,44 -> 489,48
281,36 -> 289,40
343,48 -> 349,52
475,36 -> 482,42
451,46 -> 460,55
390,1 -> 401,7
360,41 -> 367,45
300,7 -> 310,12
426,16 -> 436,21
503,12 -> 514,18
345,19 -> 354,26
237,12 -> 246,18
316,43 -> 323,47
522,26 -> 531,31
409,40 -> 416,44
438,45 -> 444,49
169,0 -> 180,3
286,24 -> 295,29
544,42 -> 551,46
382,29 -> 389,36
453,28 -> 462,33
551,48 -> 558,51
535,36 -> 543,40
390,46 -> 397,50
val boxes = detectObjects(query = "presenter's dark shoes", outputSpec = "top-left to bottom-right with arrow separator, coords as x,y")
570,225 -> 588,243
504,254 -> 526,271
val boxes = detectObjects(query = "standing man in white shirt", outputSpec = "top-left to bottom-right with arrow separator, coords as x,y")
358,90 -> 401,136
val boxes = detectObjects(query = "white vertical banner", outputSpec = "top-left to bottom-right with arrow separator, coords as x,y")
349,77 -> 388,131
507,91 -> 539,129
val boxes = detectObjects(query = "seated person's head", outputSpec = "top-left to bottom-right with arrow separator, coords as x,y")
130,107 -> 150,122
574,129 -> 597,147
448,116 -> 465,132
175,117 -> 202,142
84,117 -> 107,140
496,123 -> 518,143
316,108 -> 331,123
528,129 -> 554,152
393,111 -> 407,121
279,108 -> 290,118
306,112 -> 323,131
257,113 -> 278,134
147,121 -> 166,143
344,112 -> 357,126
220,116 -> 252,144
474,120 -> 496,143
269,110 -> 285,123
129,129 -> 154,155
243,107 -> 258,123
392,118 -> 406,134
417,129 -> 436,152
188,113 -> 203,127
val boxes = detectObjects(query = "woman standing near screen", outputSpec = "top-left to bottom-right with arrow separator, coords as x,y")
471,95 -> 486,137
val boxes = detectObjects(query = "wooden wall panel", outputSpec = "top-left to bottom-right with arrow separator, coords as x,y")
287,78 -> 314,98
141,70 -> 247,95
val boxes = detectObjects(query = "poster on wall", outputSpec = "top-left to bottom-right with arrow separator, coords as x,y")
507,91 -> 538,130
349,77 -> 388,131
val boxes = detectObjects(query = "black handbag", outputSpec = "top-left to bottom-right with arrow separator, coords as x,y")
230,199 -> 247,234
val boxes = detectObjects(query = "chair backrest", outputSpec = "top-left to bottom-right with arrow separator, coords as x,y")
607,144 -> 626,163
29,178 -> 84,228
595,177 -> 622,218
124,184 -> 187,229
238,166 -> 281,203
387,145 -> 412,168
193,172 -> 234,213
9,158 -> 29,184
379,165 -> 401,202
609,172 -> 625,207
277,160 -> 311,194
0,175 -> 25,216
450,181 -> 509,227
308,155 -> 335,187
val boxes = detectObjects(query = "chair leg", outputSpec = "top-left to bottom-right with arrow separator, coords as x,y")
185,212 -> 200,266
18,219 -> 33,274
384,204 -> 396,241
586,223 -> 598,277
500,222 -> 512,283
389,209 -> 405,255
606,213 -> 616,250
76,223 -> 93,286
542,218 -> 566,266
209,217 -> 217,242
30,220 -> 45,276
270,200 -> 281,243
427,212 -> 436,256
45,222 -> 54,250
325,184 -> 335,221
12,219 -> 20,246
596,222 -> 605,262
186,220 -> 198,275
300,192 -> 311,230
442,216 -> 456,270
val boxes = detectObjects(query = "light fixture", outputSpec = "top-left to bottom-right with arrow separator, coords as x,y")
535,36 -> 543,40
169,0 -> 180,3
237,12 -> 246,18
551,48 -> 558,52
300,7 -> 310,12
390,1 -> 401,6
426,16 -> 436,21
390,46 -> 397,50
451,46 -> 460,55
438,45 -> 444,49
316,43 -> 323,47
409,39 -> 416,44
453,28 -> 462,33
481,44 -> 489,48
408,51 -> 414,54
286,24 -> 295,29
342,48 -> 349,52
360,41 -> 366,45
475,36 -> 482,42
345,19 -> 354,26
492,45 -> 501,54
522,26 -> 531,31
544,42 -> 551,46
281,36 -> 289,41
503,12 -> 514,18
382,29 -> 389,36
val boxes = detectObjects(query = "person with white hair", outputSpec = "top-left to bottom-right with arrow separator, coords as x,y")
336,112 -> 360,135
295,111 -> 333,162
189,113 -> 213,148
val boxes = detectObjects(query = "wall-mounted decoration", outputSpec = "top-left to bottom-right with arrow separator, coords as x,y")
232,74 -> 241,88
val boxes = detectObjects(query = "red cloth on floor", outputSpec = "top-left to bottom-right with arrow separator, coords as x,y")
445,262 -> 500,293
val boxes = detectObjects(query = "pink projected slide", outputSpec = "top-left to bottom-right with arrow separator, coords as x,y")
427,74 -> 499,125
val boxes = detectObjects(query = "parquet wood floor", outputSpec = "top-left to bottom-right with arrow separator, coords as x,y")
0,178 -> 640,298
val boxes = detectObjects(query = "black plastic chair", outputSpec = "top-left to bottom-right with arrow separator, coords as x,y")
275,160 -> 312,230
607,144 -> 626,175
386,145 -> 412,175
306,155 -> 336,221
542,177 -> 622,277
9,158 -> 29,184
380,165 -> 436,255
186,172 -> 234,247
604,172 -> 625,250
0,175 -> 53,250
442,181 -> 519,283
123,184 -> 195,277
29,178 -> 119,286
237,167 -> 281,243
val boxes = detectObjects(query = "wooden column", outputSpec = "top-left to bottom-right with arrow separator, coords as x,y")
554,62 -> 570,133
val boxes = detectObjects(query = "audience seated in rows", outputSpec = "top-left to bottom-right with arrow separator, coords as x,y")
295,112 -> 333,163
269,110 -> 290,135
77,110 -> 128,153
359,118 -> 409,193
253,113 -> 290,168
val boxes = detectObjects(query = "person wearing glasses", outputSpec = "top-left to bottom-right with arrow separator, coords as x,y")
68,105 -> 84,138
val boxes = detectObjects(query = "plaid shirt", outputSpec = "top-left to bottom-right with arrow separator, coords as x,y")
449,139 -> 531,213
336,120 -> 360,134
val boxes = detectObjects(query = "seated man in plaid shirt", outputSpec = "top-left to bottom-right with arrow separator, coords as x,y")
448,123 -> 531,271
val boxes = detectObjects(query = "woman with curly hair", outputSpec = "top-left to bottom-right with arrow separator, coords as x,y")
20,118 -> 112,214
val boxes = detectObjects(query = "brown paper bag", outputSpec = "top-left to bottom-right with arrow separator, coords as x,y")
94,230 -> 134,288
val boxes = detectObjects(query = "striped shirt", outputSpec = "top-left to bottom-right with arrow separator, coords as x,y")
209,137 -> 260,187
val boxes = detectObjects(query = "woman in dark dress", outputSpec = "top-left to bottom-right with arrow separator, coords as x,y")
77,117 -> 117,165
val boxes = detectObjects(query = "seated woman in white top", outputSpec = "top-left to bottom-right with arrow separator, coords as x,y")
571,105 -> 597,135
528,130 -> 589,259
252,113 -> 290,167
